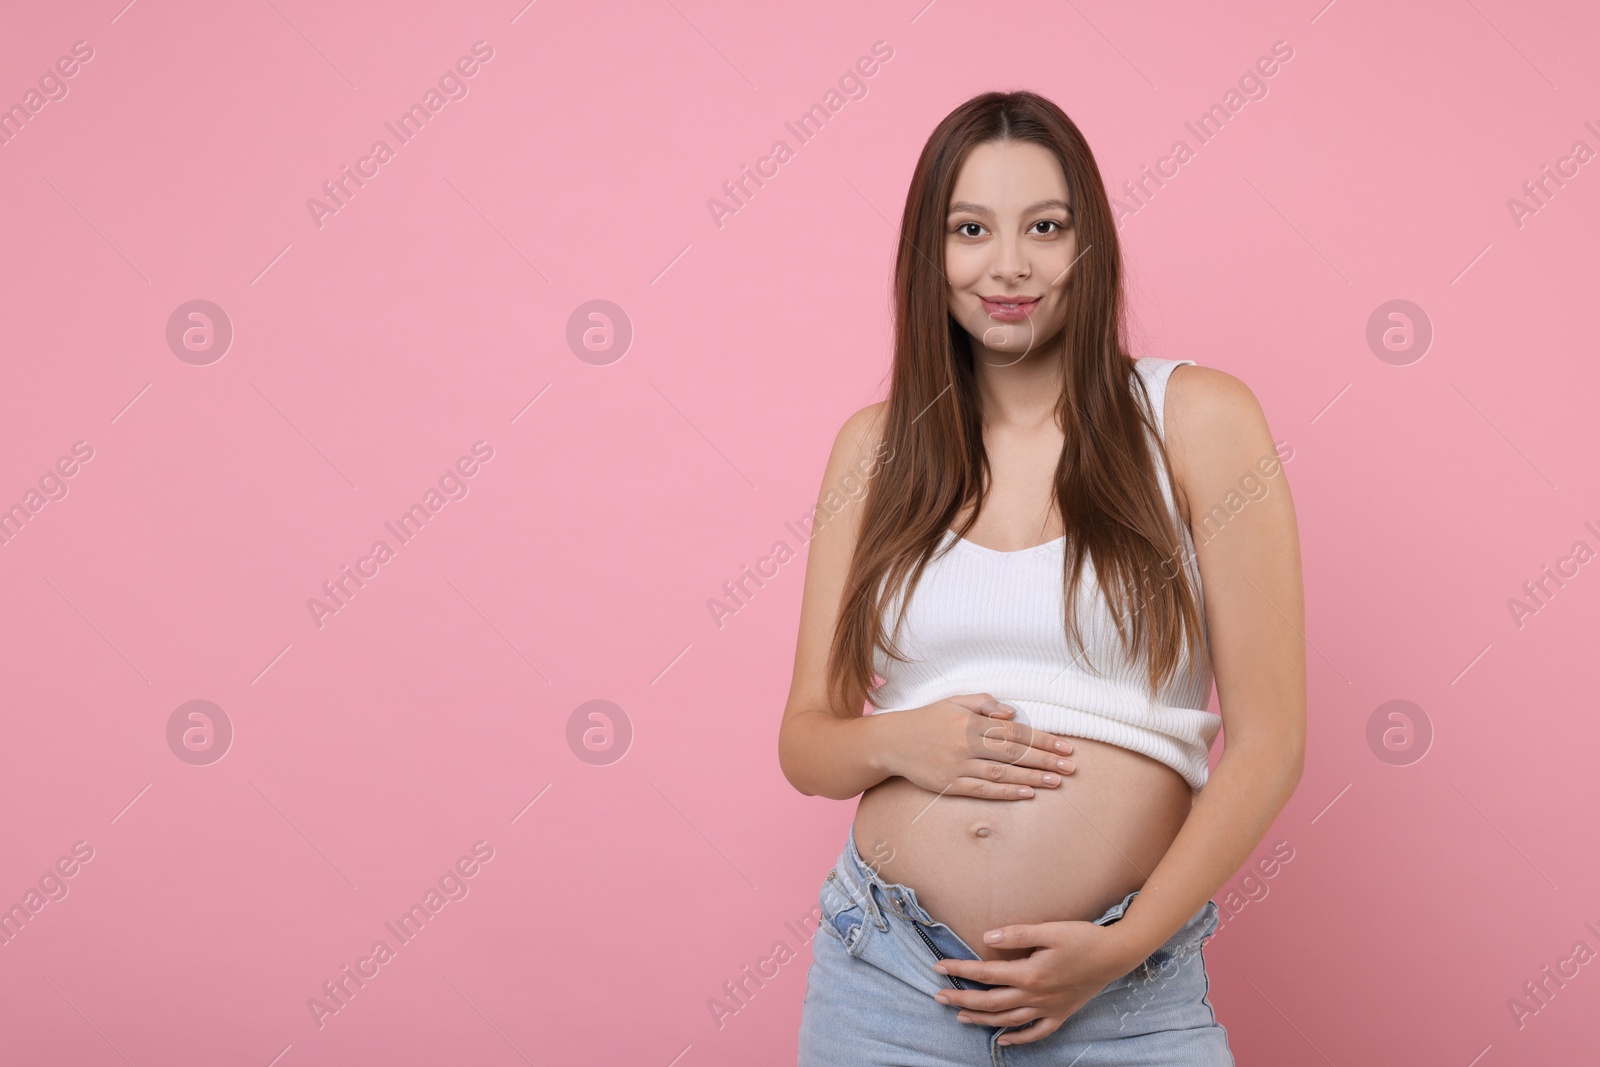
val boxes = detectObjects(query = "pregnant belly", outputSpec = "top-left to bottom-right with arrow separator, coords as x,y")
852,735 -> 1194,962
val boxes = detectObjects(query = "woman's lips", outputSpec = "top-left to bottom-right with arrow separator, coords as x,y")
980,296 -> 1039,322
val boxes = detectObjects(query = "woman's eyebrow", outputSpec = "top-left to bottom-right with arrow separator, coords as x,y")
947,198 -> 1072,216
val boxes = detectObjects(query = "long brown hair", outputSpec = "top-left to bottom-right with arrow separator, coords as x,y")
825,89 -> 1207,715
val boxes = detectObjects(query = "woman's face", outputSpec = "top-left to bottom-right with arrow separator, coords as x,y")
943,139 -> 1076,366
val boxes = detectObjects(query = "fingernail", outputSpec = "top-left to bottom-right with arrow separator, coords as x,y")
1056,759 -> 1071,770
1042,773 -> 1059,785
984,930 -> 1001,943
1062,760 -> 1075,772
1018,786 -> 1033,797
935,993 -> 948,1003
1055,740 -> 1069,752
933,963 -> 946,974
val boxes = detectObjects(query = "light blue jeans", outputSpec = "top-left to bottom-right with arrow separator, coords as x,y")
798,822 -> 1234,1065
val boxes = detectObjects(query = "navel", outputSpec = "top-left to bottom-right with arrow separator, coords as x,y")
969,822 -> 995,840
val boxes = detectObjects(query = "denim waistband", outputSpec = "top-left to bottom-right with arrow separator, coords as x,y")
831,819 -> 1217,972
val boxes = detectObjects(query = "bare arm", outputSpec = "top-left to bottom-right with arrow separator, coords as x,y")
777,402 -> 900,800
1110,365 -> 1307,959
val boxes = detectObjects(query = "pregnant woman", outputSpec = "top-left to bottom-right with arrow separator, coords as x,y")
779,91 -> 1306,1064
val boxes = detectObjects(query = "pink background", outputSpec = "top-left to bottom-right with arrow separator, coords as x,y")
2,0 -> 1598,1063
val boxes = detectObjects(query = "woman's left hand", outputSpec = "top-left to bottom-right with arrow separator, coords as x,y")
931,919 -> 1145,1045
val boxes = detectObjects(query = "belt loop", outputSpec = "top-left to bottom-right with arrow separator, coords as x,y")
844,830 -> 891,931
837,858 -> 889,932
864,880 -> 890,932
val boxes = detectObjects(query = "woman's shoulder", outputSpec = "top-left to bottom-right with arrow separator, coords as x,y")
810,403 -> 893,521
1158,360 -> 1278,516
827,400 -> 891,465
1161,360 -> 1263,436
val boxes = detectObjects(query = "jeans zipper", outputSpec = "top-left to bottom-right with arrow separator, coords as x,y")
908,916 -> 972,991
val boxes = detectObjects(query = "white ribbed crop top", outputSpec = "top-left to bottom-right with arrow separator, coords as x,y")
871,357 -> 1219,791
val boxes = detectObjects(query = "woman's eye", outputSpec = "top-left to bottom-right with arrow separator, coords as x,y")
953,220 -> 1065,237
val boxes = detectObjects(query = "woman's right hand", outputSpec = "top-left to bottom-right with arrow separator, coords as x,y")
877,694 -> 1077,799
